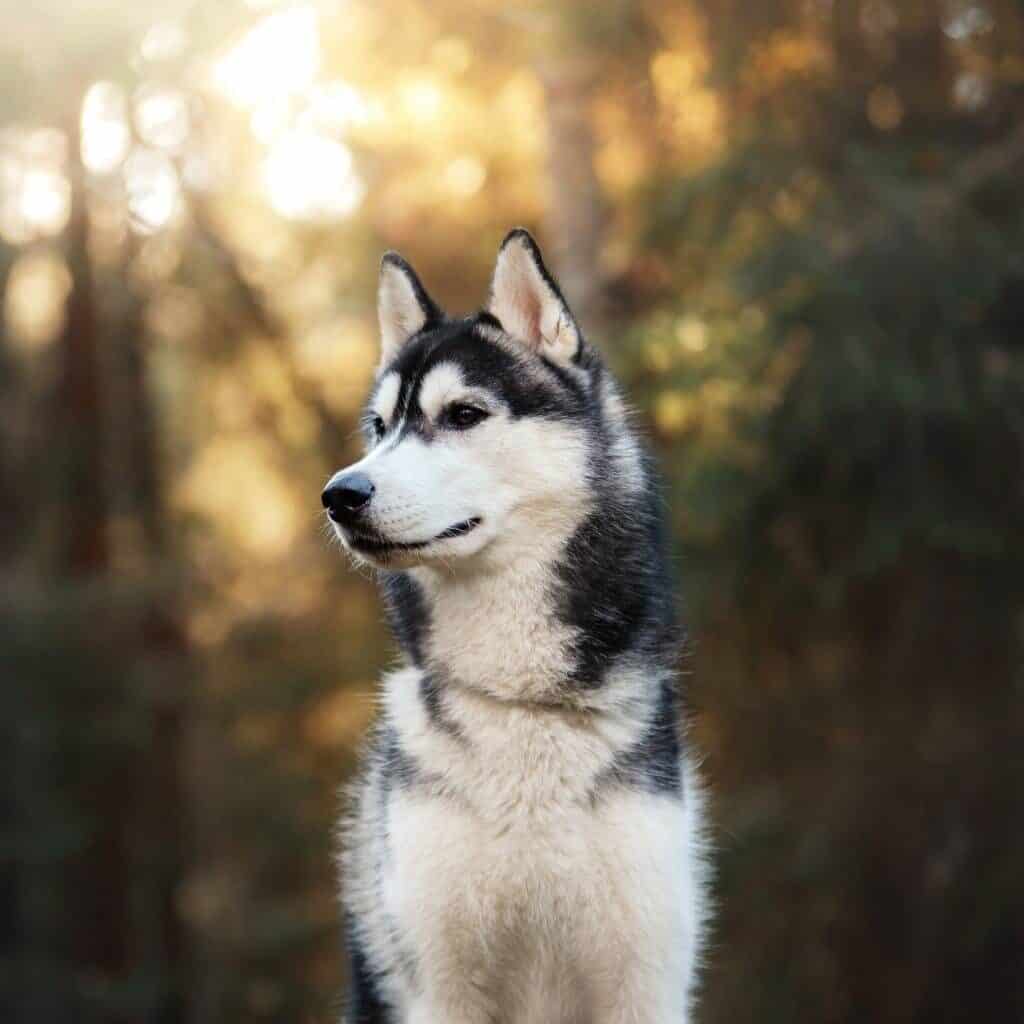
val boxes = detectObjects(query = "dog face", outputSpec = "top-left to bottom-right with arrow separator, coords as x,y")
323,230 -> 598,570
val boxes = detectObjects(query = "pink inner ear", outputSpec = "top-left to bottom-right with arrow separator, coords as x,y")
492,247 -> 547,349
516,280 -> 543,349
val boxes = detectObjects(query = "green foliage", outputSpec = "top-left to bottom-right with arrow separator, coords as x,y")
624,5 -> 1024,1019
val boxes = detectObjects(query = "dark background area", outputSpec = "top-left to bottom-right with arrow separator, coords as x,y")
1,1 -> 1022,1021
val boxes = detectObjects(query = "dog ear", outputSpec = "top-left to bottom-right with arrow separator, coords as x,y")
488,228 -> 581,364
378,252 -> 443,368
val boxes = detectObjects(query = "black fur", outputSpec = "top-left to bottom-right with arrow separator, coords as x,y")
378,724 -> 421,789
475,310 -> 503,331
377,285 -> 680,700
595,678 -> 683,797
381,573 -> 429,667
343,914 -> 393,1023
339,233 -> 694,1017
555,461 -> 680,690
380,317 -> 585,430
419,672 -> 463,741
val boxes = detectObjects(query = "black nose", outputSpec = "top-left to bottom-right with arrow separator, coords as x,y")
322,472 -> 375,521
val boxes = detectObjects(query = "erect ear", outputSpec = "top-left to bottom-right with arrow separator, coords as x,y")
377,252 -> 443,368
488,228 -> 581,364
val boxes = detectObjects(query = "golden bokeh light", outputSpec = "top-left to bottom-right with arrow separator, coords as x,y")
396,74 -> 446,123
212,5 -> 320,110
676,315 -> 709,353
81,82 -> 130,174
303,689 -> 376,749
134,84 -> 191,151
124,147 -> 182,233
262,130 -> 364,221
0,128 -> 71,243
176,436 -> 305,559
443,155 -> 487,197
431,36 -> 472,75
303,81 -> 369,134
654,390 -> 697,436
17,168 -> 70,235
4,248 -> 71,351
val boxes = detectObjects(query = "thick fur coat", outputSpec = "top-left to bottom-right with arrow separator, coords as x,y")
323,230 -> 709,1023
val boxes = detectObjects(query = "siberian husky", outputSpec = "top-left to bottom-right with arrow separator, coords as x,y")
323,229 -> 709,1023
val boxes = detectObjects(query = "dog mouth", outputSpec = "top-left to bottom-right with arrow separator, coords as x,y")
344,517 -> 482,555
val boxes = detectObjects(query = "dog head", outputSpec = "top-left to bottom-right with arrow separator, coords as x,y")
322,229 -> 607,570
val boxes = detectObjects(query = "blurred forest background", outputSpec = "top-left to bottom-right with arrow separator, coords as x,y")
2,0 -> 1022,1021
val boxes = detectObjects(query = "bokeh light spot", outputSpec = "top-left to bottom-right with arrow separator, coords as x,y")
4,249 -> 71,351
82,82 -> 130,174
124,148 -> 182,233
262,130 -> 364,221
213,5 -> 320,110
444,156 -> 486,197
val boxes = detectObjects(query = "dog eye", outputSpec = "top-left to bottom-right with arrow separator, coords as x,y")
442,403 -> 488,430
369,415 -> 386,439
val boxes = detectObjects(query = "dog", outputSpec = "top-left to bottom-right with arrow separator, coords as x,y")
323,229 -> 709,1023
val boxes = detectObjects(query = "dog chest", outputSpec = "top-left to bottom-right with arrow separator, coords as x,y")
382,785 -> 690,978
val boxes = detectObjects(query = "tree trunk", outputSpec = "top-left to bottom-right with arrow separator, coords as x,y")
113,236 -> 192,1024
56,119 -> 108,576
537,58 -> 609,336
57,109 -> 137,1022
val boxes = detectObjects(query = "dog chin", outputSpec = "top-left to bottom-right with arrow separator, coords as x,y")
335,517 -> 487,569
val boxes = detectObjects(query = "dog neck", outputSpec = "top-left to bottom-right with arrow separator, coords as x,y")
406,533 -> 578,705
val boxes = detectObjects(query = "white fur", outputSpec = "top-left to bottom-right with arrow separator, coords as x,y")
334,390 -> 709,1024
337,238 -> 710,1023
416,362 -> 465,420
330,407 -> 594,582
373,371 -> 402,425
601,375 -> 647,496
344,662 -> 709,1023
337,420 -> 711,1021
